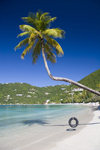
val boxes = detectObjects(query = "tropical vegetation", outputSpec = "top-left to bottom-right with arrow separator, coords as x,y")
0,69 -> 100,104
15,11 -> 100,96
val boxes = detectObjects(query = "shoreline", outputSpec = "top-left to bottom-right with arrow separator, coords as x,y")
0,102 -> 99,106
0,104 -> 94,150
50,109 -> 100,150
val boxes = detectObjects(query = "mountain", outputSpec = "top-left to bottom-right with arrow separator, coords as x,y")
0,69 -> 100,104
79,69 -> 100,89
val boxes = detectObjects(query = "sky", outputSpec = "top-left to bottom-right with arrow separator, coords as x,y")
0,0 -> 100,87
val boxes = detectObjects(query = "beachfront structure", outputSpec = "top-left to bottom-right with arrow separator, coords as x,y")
45,99 -> 50,104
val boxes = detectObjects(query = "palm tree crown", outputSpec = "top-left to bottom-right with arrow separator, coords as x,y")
15,11 -> 65,63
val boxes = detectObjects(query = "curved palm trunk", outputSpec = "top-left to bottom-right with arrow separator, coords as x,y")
42,47 -> 100,96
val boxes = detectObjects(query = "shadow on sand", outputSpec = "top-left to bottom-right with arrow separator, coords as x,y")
23,119 -> 49,126
50,122 -> 100,127
79,122 -> 100,126
22,119 -> 100,128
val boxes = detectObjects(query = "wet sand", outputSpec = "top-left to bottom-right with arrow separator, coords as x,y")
0,106 -> 93,150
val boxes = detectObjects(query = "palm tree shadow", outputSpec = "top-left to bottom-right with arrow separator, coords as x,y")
46,121 -> 100,127
22,119 -> 49,126
79,122 -> 100,126
22,118 -> 100,127
48,124 -> 68,127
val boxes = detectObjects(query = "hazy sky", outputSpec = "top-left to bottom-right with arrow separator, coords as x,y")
0,0 -> 100,87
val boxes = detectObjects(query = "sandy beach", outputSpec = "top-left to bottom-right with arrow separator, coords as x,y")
0,105 -> 95,150
51,109 -> 100,150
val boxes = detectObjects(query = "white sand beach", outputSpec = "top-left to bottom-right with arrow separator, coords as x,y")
0,106 -> 96,150
51,109 -> 100,150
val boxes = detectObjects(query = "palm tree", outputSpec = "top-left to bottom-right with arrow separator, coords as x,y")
15,11 -> 100,96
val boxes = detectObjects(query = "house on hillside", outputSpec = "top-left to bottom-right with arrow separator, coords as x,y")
72,88 -> 83,92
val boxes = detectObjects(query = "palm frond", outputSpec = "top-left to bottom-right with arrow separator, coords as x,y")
29,33 -> 36,44
21,40 -> 35,59
19,25 -> 42,38
43,28 -> 64,38
44,43 -> 56,63
15,11 -> 64,63
32,39 -> 42,63
46,54 -> 56,63
44,43 -> 53,52
15,38 -> 29,50
46,37 -> 64,55
47,17 -> 56,23
36,11 -> 42,19
40,12 -> 49,20
19,25 -> 37,32
22,17 -> 35,26
17,32 -> 29,38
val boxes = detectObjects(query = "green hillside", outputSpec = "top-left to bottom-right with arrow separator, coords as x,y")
79,69 -> 100,89
0,83 -> 69,104
0,69 -> 100,104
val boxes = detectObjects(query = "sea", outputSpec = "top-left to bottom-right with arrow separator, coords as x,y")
0,104 -> 92,150
0,104 -> 89,133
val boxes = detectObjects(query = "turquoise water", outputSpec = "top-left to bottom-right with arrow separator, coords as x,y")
0,104 -> 88,131
0,104 -> 91,150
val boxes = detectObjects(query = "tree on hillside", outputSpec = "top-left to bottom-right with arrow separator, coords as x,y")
15,11 -> 100,96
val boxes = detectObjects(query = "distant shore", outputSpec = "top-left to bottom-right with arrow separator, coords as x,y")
0,102 -> 99,111
0,102 -> 99,106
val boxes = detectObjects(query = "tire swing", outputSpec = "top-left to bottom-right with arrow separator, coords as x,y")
68,117 -> 79,128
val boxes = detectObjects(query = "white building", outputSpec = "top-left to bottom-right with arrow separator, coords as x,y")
64,90 -> 68,93
28,91 -> 32,94
45,99 -> 50,104
7,95 -> 10,99
16,94 -> 23,96
60,99 -> 63,101
45,92 -> 50,95
72,88 -> 83,92
27,95 -> 31,98
61,88 -> 66,90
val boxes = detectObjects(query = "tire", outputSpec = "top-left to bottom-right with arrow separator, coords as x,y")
68,117 -> 79,128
